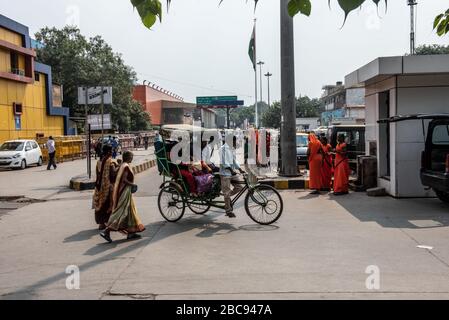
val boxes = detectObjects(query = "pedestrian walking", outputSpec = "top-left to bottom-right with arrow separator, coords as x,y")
93,145 -> 118,230
320,136 -> 333,192
111,137 -> 118,159
100,151 -> 145,243
46,136 -> 57,170
144,136 -> 149,150
307,133 -> 322,194
333,134 -> 350,196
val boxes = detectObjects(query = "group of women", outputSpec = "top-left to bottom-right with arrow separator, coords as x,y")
307,133 -> 351,196
92,145 -> 145,243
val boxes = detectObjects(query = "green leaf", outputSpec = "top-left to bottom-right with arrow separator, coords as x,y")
337,0 -> 366,24
288,0 -> 312,17
142,13 -> 157,28
434,14 -> 444,30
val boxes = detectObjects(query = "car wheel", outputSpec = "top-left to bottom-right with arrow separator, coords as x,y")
435,190 -> 449,204
20,159 -> 27,170
37,157 -> 43,166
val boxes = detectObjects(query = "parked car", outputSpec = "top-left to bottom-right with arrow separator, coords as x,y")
378,114 -> 449,203
296,133 -> 309,166
0,140 -> 43,170
327,125 -> 365,170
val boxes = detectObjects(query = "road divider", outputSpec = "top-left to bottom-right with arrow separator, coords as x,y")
70,158 -> 157,191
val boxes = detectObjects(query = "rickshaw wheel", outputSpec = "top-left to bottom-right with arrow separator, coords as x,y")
245,184 -> 283,225
158,185 -> 186,222
187,201 -> 211,215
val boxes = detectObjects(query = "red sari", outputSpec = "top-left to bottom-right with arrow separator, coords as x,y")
308,134 -> 322,190
334,143 -> 350,193
321,144 -> 333,190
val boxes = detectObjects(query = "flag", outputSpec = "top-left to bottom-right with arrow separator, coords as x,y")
248,25 -> 256,70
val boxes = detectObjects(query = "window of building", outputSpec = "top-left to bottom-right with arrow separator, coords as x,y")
13,103 -> 23,115
10,52 -> 19,73
34,72 -> 40,82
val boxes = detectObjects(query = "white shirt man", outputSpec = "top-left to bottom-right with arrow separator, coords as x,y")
218,137 -> 244,217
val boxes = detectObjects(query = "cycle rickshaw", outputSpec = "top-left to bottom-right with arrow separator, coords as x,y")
155,125 -> 283,225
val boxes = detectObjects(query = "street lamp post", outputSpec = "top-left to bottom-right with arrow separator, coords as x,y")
280,0 -> 298,176
265,72 -> 272,107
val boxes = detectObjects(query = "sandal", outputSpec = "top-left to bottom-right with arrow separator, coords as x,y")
100,232 -> 112,243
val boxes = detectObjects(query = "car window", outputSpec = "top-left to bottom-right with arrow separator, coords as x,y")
26,142 -> 32,150
336,131 -> 350,145
432,125 -> 449,145
0,142 -> 24,151
32,142 -> 38,149
296,135 -> 308,147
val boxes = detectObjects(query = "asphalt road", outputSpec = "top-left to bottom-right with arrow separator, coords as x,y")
1,166 -> 449,299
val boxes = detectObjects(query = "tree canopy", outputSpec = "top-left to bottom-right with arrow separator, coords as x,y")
415,44 -> 449,55
261,96 -> 322,128
35,27 -> 151,133
131,0 -> 448,36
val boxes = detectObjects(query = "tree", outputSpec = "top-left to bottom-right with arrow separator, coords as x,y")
415,44 -> 449,55
35,26 -> 151,133
261,96 -> 321,128
296,96 -> 322,118
261,102 -> 282,128
130,0 -> 447,36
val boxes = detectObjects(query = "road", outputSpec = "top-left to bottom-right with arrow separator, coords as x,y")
1,165 -> 449,299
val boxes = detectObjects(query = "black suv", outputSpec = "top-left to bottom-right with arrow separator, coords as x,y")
379,114 -> 449,203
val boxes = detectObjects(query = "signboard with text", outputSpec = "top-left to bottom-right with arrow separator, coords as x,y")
87,114 -> 112,131
196,96 -> 237,106
78,87 -> 113,105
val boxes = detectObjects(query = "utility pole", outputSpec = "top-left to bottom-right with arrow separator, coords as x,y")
280,0 -> 298,176
257,61 -> 265,106
101,86 -> 104,140
407,0 -> 417,55
265,72 -> 272,107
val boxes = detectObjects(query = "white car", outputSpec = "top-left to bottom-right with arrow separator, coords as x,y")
0,140 -> 43,170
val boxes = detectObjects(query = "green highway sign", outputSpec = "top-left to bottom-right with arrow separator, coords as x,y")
196,96 -> 237,106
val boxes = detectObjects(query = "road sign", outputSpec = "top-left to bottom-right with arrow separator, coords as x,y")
211,100 -> 244,106
88,114 -> 112,130
78,87 -> 113,105
196,96 -> 237,106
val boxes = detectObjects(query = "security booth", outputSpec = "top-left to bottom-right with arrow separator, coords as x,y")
345,54 -> 449,197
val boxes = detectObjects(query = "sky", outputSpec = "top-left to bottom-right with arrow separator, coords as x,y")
1,0 -> 448,104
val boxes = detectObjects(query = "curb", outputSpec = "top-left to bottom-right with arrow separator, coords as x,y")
70,158 -> 157,191
258,178 -> 308,190
246,165 -> 308,190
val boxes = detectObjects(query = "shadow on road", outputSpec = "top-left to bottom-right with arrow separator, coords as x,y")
332,193 -> 449,229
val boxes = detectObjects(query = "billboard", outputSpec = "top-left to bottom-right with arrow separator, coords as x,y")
87,114 -> 112,131
78,87 -> 113,105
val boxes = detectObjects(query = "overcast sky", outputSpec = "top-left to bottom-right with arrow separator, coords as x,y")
1,0 -> 448,104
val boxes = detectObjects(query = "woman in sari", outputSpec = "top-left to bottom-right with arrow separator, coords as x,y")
93,145 -> 118,230
307,133 -> 323,194
100,151 -> 145,243
320,136 -> 333,192
333,134 -> 350,195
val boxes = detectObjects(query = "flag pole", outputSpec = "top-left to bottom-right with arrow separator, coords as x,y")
254,18 -> 259,128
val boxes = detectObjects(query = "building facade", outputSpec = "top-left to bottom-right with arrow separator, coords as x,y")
320,81 -> 365,126
133,83 -> 216,128
0,14 -> 69,143
345,54 -> 449,198
296,117 -> 320,131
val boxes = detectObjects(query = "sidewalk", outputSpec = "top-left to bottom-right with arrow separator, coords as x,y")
0,148 -> 156,199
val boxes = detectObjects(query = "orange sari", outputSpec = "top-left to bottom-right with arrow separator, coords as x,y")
308,134 -> 322,190
321,144 -> 333,190
334,143 -> 350,193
